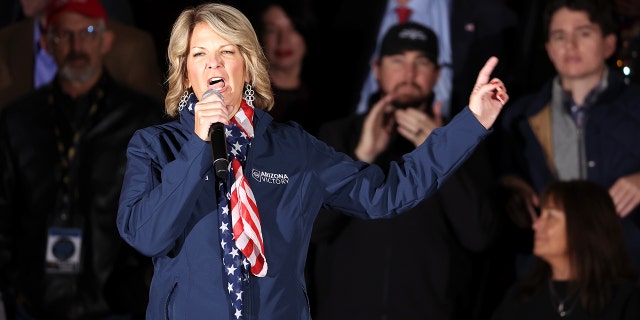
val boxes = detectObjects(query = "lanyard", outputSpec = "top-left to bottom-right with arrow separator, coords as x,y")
49,89 -> 103,221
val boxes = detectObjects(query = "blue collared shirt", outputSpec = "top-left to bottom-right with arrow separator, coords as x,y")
33,19 -> 57,89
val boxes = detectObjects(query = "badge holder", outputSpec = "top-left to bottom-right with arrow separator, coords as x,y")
45,227 -> 82,274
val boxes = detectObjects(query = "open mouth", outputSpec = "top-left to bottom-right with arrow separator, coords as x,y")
208,77 -> 225,89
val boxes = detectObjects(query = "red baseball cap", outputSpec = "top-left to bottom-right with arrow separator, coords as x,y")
46,0 -> 107,27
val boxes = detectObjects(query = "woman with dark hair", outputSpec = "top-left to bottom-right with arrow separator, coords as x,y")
253,0 -> 325,135
492,180 -> 640,319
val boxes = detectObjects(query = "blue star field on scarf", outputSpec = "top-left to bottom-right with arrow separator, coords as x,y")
180,92 -> 255,319
217,120 -> 252,319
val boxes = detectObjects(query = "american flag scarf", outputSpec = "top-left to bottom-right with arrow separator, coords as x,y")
217,100 -> 267,319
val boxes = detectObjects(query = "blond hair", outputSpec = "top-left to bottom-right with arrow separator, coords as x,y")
164,3 -> 274,117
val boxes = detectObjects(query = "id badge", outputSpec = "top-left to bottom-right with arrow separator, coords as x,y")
45,227 -> 82,274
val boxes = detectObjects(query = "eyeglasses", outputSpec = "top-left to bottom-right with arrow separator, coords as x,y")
49,25 -> 105,45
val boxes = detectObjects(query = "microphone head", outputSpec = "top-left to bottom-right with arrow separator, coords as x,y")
202,89 -> 224,101
214,159 -> 229,179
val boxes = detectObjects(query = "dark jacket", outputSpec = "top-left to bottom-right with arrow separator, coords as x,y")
311,110 -> 501,320
0,71 -> 165,319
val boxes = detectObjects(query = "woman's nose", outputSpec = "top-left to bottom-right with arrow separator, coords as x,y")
532,216 -> 543,230
207,56 -> 221,69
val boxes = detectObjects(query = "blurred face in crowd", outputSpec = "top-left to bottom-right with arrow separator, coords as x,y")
186,22 -> 247,116
260,5 -> 306,73
532,198 -> 569,265
545,7 -> 616,81
21,0 -> 51,18
374,51 -> 440,109
43,12 -> 113,84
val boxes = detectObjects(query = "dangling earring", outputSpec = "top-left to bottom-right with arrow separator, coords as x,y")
243,82 -> 255,107
178,89 -> 190,111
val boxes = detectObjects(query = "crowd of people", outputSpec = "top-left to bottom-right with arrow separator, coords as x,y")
1,0 -> 639,319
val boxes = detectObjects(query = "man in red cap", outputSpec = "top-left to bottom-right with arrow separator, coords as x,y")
0,0 -> 164,318
0,0 -> 164,109
46,0 -> 108,23
42,0 -> 112,98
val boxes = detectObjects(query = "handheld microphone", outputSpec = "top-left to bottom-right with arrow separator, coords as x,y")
202,89 -> 229,179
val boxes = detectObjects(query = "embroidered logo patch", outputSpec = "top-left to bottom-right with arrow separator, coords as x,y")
251,169 -> 289,185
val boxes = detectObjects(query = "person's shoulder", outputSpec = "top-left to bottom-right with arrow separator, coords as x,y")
104,19 -> 158,69
2,85 -> 50,111
0,18 -> 34,68
609,281 -> 640,315
114,82 -> 161,101
0,86 -> 51,128
502,82 -> 552,124
489,280 -> 528,320
602,72 -> 640,115
263,116 -> 309,139
613,84 -> 640,111
107,19 -> 148,36
258,107 -> 331,139
0,17 -> 32,39
104,77 -> 166,120
107,76 -> 162,103
128,118 -> 181,143
318,114 -> 364,135
107,19 -> 154,43
257,111 -> 329,149
506,92 -> 543,112
139,119 -> 179,133
614,75 -> 640,99
613,281 -> 640,295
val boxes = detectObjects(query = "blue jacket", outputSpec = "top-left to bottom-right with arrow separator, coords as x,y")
117,104 -> 489,320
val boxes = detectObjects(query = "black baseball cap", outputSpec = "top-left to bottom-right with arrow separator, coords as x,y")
379,22 -> 439,64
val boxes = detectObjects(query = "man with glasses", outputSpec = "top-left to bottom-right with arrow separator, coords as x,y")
0,0 -> 164,318
0,0 -> 164,109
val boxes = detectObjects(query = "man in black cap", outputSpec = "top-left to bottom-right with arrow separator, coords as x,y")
308,22 -> 503,320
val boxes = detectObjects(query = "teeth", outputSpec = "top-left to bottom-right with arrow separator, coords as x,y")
209,78 -> 222,85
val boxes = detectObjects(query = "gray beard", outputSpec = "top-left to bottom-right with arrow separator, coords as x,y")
59,65 -> 98,84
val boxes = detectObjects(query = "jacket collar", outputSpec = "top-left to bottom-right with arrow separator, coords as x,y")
527,67 -> 626,117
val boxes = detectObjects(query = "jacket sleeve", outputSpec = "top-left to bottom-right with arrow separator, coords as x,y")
116,128 -> 212,257
319,107 -> 491,218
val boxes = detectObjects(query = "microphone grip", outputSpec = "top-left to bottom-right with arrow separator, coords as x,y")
209,122 -> 229,179
202,89 -> 228,179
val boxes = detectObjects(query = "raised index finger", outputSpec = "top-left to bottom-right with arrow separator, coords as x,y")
475,56 -> 499,86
